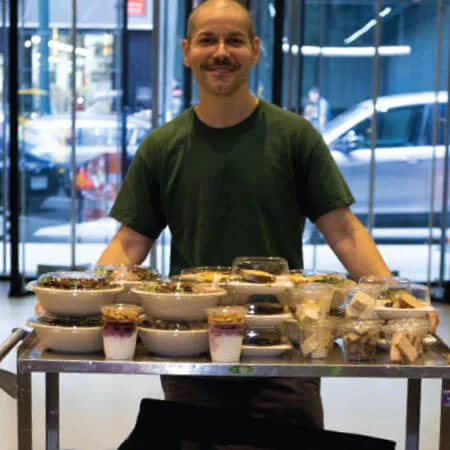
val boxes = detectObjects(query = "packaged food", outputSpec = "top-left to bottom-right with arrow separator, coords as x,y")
343,288 -> 376,319
382,318 -> 429,363
101,304 -> 143,360
227,257 -> 293,306
244,325 -> 283,346
339,319 -> 383,362
298,320 -> 334,359
206,306 -> 247,362
36,271 -> 112,290
292,284 -> 334,318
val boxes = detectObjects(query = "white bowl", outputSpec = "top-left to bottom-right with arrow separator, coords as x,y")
131,286 -> 227,321
138,327 -> 209,356
27,318 -> 103,353
27,281 -> 125,316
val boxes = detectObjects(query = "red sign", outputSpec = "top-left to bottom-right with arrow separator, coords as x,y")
128,0 -> 146,16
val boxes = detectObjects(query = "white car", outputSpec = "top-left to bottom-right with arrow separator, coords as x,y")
22,112 -> 151,167
322,91 -> 449,240
21,112 -> 151,194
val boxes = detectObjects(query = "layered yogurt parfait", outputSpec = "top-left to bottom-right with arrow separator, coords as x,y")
101,304 -> 143,360
206,306 -> 247,362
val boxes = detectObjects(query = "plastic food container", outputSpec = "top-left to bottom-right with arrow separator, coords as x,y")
382,318 -> 429,362
227,257 -> 293,306
281,318 -> 301,346
298,320 -> 334,359
179,266 -> 232,284
206,306 -> 247,362
179,266 -> 233,304
339,319 -> 383,362
343,287 -> 376,319
101,303 -> 143,360
243,325 -> 283,346
292,284 -> 335,319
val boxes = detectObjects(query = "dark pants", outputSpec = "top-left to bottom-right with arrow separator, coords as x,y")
160,376 -> 324,429
118,391 -> 396,450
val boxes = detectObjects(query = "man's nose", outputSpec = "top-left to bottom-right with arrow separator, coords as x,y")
213,40 -> 230,58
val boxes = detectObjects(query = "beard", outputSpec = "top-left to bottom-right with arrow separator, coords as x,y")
197,59 -> 247,97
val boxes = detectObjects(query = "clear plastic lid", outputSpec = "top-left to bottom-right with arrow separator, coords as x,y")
231,256 -> 289,283
408,284 -> 431,306
244,325 -> 282,346
374,284 -> 431,308
288,269 -> 347,286
358,275 -> 411,287
342,287 -> 377,319
139,278 -> 225,295
299,318 -> 331,330
247,300 -> 285,315
139,317 -> 208,330
101,303 -> 143,322
383,318 -> 430,337
206,306 -> 247,324
92,264 -> 160,282
179,266 -> 232,284
36,271 -> 112,290
338,318 -> 384,334
36,311 -> 103,327
358,276 -> 411,296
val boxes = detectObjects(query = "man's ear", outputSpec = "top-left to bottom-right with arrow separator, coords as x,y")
181,39 -> 191,67
251,36 -> 260,66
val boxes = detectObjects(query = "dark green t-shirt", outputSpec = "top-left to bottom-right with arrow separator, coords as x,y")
110,100 -> 355,274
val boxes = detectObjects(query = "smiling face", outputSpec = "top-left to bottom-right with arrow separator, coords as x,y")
182,1 -> 260,99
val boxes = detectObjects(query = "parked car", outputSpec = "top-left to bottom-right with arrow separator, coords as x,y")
321,91 -> 449,240
0,138 -> 60,212
21,112 -> 151,195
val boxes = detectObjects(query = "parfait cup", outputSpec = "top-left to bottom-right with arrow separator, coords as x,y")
101,303 -> 142,360
206,306 -> 247,362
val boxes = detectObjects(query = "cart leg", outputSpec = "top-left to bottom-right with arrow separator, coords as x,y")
46,373 -> 59,450
405,379 -> 421,450
17,371 -> 32,450
439,378 -> 450,450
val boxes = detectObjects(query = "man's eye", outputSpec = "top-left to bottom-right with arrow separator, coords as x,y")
228,38 -> 244,46
198,38 -> 214,45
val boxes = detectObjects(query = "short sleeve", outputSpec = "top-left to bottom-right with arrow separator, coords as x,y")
295,130 -> 355,223
109,144 -> 167,239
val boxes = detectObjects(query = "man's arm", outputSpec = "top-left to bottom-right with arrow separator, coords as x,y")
97,224 -> 154,265
314,206 -> 390,280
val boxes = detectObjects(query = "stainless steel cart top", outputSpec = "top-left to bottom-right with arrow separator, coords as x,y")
16,331 -> 450,378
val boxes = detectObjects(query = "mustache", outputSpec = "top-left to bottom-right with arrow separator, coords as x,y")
200,59 -> 240,70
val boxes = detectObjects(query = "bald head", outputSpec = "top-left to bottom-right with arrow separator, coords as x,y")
186,0 -> 255,42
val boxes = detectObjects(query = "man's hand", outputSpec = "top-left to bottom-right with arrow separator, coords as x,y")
427,310 -> 440,334
35,302 -> 44,315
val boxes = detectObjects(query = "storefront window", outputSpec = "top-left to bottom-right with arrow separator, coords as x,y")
1,0 -> 449,287
296,0 -> 449,283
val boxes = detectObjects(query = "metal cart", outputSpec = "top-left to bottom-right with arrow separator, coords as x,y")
1,329 -> 450,450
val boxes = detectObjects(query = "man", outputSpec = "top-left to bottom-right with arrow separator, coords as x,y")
305,86 -> 329,131
97,0 -> 437,439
